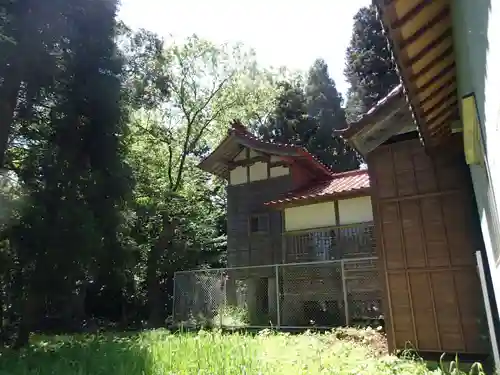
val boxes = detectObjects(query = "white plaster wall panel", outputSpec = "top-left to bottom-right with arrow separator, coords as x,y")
230,166 -> 247,185
270,166 -> 289,178
284,202 -> 336,232
338,196 -> 373,225
249,149 -> 261,158
234,149 -> 247,161
249,162 -> 268,182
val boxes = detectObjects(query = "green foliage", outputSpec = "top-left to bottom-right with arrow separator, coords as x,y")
120,33 -> 279,325
0,0 -> 410,349
0,0 -> 134,345
305,59 -> 359,171
344,5 -> 400,121
212,306 -> 249,328
0,329 -> 465,374
0,0 -> 283,337
259,59 -> 359,172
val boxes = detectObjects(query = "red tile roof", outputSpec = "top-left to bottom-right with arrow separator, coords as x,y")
229,121 -> 334,175
199,120 -> 334,179
265,169 -> 370,206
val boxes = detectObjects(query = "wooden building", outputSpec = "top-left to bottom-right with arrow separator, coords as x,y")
199,122 -> 380,327
338,0 -> 500,358
342,85 -> 489,355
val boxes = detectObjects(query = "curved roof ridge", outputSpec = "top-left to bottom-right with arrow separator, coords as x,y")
229,119 -> 335,175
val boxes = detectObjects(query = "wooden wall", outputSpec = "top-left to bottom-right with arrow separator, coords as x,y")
227,174 -> 293,267
367,135 -> 489,354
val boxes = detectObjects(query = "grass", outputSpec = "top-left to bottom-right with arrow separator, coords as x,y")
0,328 -> 487,375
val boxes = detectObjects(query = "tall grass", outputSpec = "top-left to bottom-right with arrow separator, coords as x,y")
0,329 -> 486,375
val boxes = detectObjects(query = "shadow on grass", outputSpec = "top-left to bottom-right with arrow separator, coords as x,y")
0,332 -> 154,375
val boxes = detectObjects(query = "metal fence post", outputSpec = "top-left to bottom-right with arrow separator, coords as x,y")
341,259 -> 349,326
220,271 -> 224,328
275,264 -> 281,329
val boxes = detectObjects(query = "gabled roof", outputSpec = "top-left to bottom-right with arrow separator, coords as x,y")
265,169 -> 370,207
337,85 -> 416,156
198,120 -> 333,179
341,84 -> 405,139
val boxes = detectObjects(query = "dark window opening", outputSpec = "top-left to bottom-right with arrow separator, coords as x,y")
249,214 -> 269,234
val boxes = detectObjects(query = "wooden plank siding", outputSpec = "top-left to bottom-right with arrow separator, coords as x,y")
367,135 -> 489,354
226,174 -> 293,267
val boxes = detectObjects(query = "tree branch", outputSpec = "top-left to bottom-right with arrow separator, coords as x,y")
172,74 -> 234,192
189,74 -> 233,127
167,142 -> 174,190
188,97 -> 238,153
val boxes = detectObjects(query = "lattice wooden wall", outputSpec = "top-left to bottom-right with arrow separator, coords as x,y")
367,135 -> 489,354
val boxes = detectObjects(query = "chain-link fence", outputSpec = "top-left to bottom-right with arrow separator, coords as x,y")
173,257 -> 382,329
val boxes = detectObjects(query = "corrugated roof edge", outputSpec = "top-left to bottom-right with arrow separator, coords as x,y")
264,168 -> 370,207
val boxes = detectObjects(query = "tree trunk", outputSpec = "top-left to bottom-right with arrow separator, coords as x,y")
147,251 -> 162,327
147,217 -> 176,327
13,289 -> 37,349
0,68 -> 21,167
0,281 -> 4,344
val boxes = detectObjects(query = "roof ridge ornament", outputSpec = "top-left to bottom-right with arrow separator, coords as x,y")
230,119 -> 247,134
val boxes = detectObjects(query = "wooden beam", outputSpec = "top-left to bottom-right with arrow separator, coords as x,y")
409,45 -> 454,81
415,62 -> 455,95
245,147 -> 250,181
426,99 -> 457,126
269,161 -> 289,168
419,77 -> 455,108
426,103 -> 456,129
407,28 -> 452,66
429,114 -> 456,138
428,113 -> 457,140
379,188 -> 463,203
365,149 -> 397,353
228,155 -> 269,169
399,7 -> 450,51
377,2 -> 437,147
334,200 -> 340,225
391,0 -> 435,29
422,91 -> 456,118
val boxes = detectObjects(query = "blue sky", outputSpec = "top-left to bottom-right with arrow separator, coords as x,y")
118,0 -> 371,97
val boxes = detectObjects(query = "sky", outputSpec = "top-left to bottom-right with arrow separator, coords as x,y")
118,0 -> 371,97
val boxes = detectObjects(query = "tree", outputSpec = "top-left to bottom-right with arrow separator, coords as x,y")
259,80 -> 314,146
259,60 -> 359,172
0,0 -> 71,167
122,33 -> 278,325
7,0 -> 132,347
344,4 -> 400,120
305,59 -> 359,171
125,120 -> 226,325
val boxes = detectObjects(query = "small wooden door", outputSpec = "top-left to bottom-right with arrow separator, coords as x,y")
368,136 -> 489,354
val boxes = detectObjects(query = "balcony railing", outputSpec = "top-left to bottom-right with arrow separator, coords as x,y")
284,222 -> 375,263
